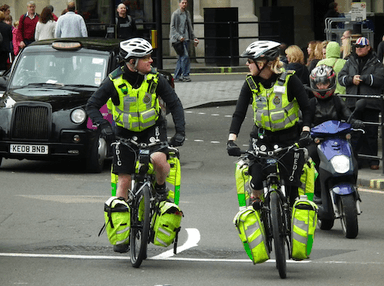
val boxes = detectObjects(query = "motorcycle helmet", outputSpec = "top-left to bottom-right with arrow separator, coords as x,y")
309,64 -> 336,99
119,38 -> 153,61
240,40 -> 281,61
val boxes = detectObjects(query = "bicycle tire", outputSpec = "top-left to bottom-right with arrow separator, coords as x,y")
270,191 -> 287,279
130,184 -> 151,268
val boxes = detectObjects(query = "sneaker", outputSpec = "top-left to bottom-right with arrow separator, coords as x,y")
174,78 -> 183,82
182,77 -> 191,82
113,244 -> 129,253
155,183 -> 169,202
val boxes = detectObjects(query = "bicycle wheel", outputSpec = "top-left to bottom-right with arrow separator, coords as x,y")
130,184 -> 151,268
270,191 -> 287,279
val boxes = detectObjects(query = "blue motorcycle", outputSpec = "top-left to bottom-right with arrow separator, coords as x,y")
311,100 -> 366,239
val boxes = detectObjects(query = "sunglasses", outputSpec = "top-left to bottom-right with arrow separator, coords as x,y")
247,59 -> 255,64
355,45 -> 367,48
141,55 -> 152,62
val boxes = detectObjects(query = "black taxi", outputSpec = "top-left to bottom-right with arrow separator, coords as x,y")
0,38 -> 121,172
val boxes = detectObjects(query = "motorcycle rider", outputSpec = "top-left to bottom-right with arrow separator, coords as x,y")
226,40 -> 312,204
86,38 -> 186,253
307,65 -> 364,203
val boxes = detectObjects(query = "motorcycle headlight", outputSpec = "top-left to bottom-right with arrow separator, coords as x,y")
71,109 -> 87,124
330,155 -> 350,173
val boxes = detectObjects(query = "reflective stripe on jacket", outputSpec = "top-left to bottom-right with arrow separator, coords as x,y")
109,72 -> 160,132
247,71 -> 300,132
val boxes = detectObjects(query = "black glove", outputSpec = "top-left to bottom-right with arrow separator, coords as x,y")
351,119 -> 364,129
99,121 -> 115,142
298,131 -> 312,147
227,140 -> 241,156
169,132 -> 185,147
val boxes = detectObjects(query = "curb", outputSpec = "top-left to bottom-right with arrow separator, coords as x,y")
369,179 -> 384,190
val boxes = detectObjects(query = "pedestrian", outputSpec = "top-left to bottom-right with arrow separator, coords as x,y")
115,3 -> 136,40
321,40 -> 329,59
0,11 -> 13,71
226,40 -> 312,204
0,4 -> 10,16
341,29 -> 352,59
308,41 -> 323,73
12,21 -> 22,57
376,35 -> 384,63
35,6 -> 56,41
339,37 -> 384,170
86,38 -> 186,253
55,1 -> 87,38
307,65 -> 364,202
170,0 -> 199,82
285,44 -> 310,86
47,5 -> 58,21
317,41 -> 346,95
17,1 -> 39,49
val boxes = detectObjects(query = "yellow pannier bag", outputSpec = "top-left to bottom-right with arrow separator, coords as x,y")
110,152 -> 181,205
297,158 -> 318,201
233,206 -> 270,264
235,161 -> 251,208
291,197 -> 318,260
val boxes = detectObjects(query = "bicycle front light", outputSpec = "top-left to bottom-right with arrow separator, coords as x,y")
330,155 -> 350,173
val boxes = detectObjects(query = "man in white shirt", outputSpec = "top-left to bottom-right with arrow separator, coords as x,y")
55,1 -> 87,38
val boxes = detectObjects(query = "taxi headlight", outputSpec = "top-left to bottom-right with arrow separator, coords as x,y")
330,155 -> 350,173
71,109 -> 87,124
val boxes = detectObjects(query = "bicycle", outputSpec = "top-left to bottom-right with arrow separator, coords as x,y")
116,137 -> 180,268
234,141 -> 306,279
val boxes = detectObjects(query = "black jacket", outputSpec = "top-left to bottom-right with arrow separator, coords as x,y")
86,66 -> 185,136
0,22 -> 12,52
309,95 -> 352,127
338,51 -> 384,110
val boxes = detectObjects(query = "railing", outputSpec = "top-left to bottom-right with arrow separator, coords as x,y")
339,93 -> 384,174
132,20 -> 281,68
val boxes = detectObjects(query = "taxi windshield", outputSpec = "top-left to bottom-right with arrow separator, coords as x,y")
9,51 -> 108,88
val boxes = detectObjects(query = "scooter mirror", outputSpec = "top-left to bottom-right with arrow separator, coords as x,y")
355,99 -> 367,112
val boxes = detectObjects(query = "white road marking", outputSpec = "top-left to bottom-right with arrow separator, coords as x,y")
210,141 -> 220,144
151,228 -> 200,260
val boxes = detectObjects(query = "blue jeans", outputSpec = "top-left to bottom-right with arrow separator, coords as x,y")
174,41 -> 190,79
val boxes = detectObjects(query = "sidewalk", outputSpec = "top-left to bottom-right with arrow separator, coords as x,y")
160,59 -> 384,190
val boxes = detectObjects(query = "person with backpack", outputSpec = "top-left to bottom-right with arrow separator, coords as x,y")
307,65 -> 364,202
86,38 -> 185,253
116,3 -> 136,40
17,1 -> 39,49
226,40 -> 312,205
316,41 -> 346,95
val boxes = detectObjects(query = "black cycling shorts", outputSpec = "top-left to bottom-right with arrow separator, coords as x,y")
112,124 -> 168,175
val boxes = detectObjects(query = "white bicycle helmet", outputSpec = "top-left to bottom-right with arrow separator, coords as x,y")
241,40 -> 281,61
119,38 -> 153,61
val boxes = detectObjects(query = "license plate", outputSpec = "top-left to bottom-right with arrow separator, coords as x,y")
10,144 -> 48,154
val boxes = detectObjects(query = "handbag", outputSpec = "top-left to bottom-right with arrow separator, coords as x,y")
172,41 -> 184,56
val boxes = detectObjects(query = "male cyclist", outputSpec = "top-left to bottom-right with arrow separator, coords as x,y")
86,38 -> 185,252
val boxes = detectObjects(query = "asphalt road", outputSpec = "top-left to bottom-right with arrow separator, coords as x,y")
1,84 -> 384,285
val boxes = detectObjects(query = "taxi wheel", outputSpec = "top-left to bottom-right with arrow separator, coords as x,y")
86,134 -> 107,173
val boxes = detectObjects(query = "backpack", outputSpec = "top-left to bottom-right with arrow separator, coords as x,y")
99,196 -> 130,246
291,197 -> 318,260
150,201 -> 183,251
233,207 -> 270,264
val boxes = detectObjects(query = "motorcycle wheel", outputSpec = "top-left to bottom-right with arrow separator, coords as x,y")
338,194 -> 358,239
